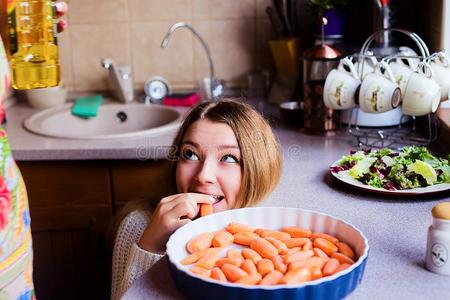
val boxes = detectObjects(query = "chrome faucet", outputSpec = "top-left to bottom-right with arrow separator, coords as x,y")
161,22 -> 223,101
101,58 -> 134,103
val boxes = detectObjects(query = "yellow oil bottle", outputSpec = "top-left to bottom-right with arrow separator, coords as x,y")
7,0 -> 60,89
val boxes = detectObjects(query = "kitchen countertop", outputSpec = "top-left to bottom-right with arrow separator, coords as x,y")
5,100 -> 190,161
5,98 -> 450,299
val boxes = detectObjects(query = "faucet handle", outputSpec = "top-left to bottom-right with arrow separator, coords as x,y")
101,58 -> 134,103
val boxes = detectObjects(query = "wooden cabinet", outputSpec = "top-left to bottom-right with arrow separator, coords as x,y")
17,159 -> 170,300
110,160 -> 171,212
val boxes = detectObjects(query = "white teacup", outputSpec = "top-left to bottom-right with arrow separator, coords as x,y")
323,57 -> 361,110
397,46 -> 420,70
354,55 -> 378,79
389,57 -> 415,95
428,51 -> 450,101
359,61 -> 401,113
402,62 -> 441,116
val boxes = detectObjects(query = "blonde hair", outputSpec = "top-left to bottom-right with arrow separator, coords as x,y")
169,98 -> 282,208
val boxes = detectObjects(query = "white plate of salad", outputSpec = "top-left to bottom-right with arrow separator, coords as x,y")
330,146 -> 450,195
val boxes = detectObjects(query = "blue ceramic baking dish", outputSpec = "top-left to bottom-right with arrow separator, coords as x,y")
166,207 -> 369,300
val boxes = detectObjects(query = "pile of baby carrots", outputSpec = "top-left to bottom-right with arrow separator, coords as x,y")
181,222 -> 356,285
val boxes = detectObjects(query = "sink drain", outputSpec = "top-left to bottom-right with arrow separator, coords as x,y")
116,111 -> 128,122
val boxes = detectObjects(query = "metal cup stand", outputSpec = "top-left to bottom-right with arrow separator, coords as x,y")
345,28 -> 438,149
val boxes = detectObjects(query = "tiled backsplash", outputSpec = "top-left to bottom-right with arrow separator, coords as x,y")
60,0 -> 276,92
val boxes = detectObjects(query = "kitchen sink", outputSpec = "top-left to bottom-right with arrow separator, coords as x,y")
24,102 -> 182,139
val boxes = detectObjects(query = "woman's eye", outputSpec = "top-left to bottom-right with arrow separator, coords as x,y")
182,149 -> 199,161
221,154 -> 239,163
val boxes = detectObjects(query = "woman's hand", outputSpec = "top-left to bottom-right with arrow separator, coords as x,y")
0,1 -> 68,42
55,1 -> 69,32
139,193 -> 215,253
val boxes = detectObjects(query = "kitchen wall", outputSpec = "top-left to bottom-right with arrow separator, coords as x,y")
58,0 -> 446,94
59,0 -> 280,93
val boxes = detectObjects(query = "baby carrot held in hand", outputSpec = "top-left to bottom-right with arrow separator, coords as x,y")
200,203 -> 213,217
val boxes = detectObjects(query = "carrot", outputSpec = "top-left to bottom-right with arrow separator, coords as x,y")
313,237 -> 338,256
288,256 -> 324,271
260,270 -> 283,285
311,232 -> 339,244
265,237 -> 288,255
210,267 -> 227,282
281,237 -> 310,248
196,248 -> 222,270
331,252 -> 355,265
285,247 -> 302,255
305,256 -> 325,269
257,258 -> 275,276
241,248 -> 262,264
241,259 -> 258,274
257,229 -> 291,240
186,232 -> 214,254
271,254 -> 287,274
226,222 -> 254,234
226,248 -> 244,266
335,262 -> 351,273
309,266 -> 323,280
200,203 -> 213,217
221,263 -> 248,282
313,247 -> 330,262
190,266 -> 211,278
215,258 -> 241,267
323,258 -> 340,276
283,249 -> 314,264
250,238 -> 278,259
233,231 -> 260,246
302,239 -> 313,250
254,228 -> 265,236
235,272 -> 262,285
281,226 -> 312,238
212,231 -> 234,248
336,242 -> 355,260
181,249 -> 207,265
279,268 -> 311,284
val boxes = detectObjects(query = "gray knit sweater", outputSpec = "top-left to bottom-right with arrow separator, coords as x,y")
111,210 -> 165,300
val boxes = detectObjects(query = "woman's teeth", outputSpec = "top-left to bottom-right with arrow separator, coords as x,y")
210,195 -> 224,203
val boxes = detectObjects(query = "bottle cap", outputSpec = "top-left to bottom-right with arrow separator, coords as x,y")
432,202 -> 450,220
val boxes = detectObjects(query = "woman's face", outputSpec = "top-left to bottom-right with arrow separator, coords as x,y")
176,119 -> 242,213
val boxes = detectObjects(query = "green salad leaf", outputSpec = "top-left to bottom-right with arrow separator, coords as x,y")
349,157 -> 377,179
338,151 -> 366,167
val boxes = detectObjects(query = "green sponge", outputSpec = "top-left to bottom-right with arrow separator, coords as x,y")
71,95 -> 103,118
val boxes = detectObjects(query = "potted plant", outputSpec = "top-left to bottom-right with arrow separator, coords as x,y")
307,0 -> 359,38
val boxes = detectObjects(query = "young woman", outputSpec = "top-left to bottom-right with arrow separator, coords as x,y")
111,99 -> 282,299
